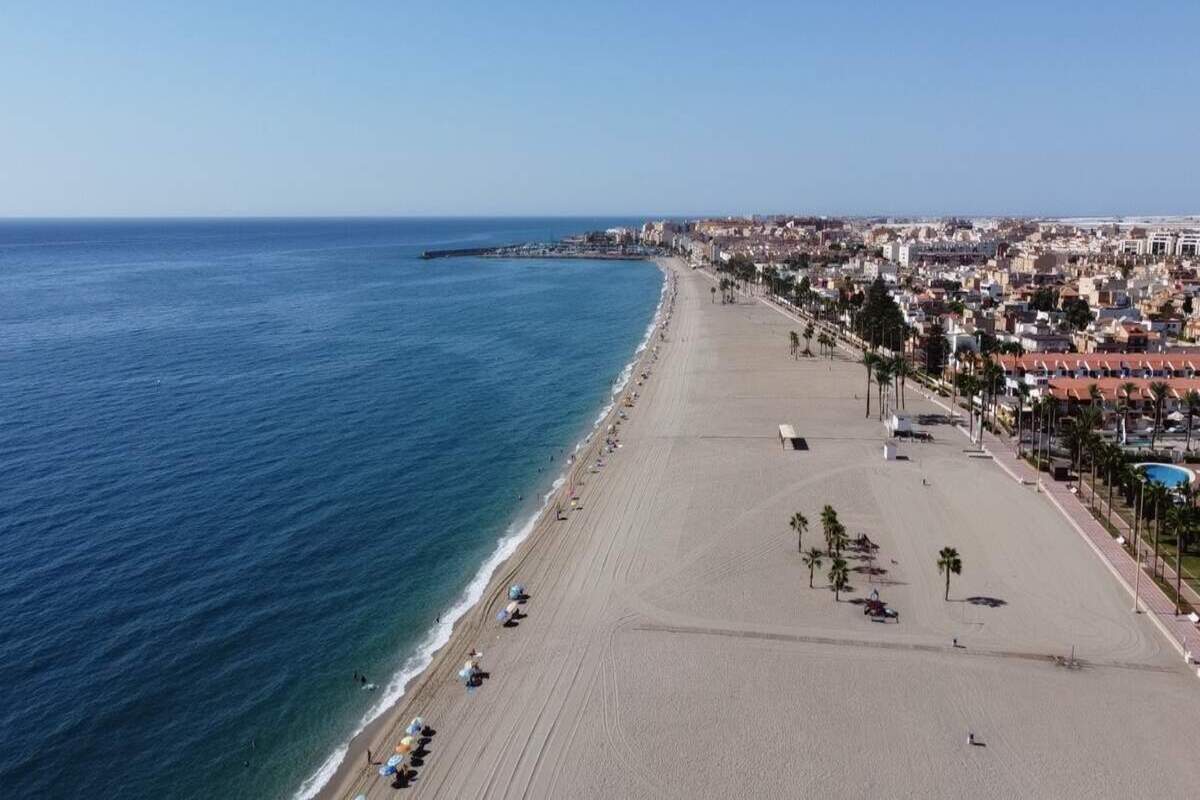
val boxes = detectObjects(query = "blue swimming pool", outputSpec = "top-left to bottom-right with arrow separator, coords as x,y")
1137,463 -> 1195,488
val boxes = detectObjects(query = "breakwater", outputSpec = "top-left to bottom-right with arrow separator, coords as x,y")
421,242 -> 661,260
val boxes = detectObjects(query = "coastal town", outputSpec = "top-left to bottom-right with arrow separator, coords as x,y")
634,215 -> 1200,622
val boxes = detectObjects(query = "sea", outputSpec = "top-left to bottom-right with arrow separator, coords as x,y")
0,218 -> 664,800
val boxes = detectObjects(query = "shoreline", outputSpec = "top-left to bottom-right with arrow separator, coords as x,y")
302,257 -> 678,800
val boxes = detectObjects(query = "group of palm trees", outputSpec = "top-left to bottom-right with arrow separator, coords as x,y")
1060,414 -> 1199,611
949,350 -> 1006,443
859,351 -> 914,420
787,323 -> 839,361
789,508 -> 967,604
790,507 -> 849,598
711,278 -> 738,304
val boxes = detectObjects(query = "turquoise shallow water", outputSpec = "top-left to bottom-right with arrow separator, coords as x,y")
0,218 -> 661,799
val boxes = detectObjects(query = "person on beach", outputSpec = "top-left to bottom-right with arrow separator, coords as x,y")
366,748 -> 372,765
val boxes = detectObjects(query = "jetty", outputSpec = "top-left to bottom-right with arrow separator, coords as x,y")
421,239 -> 663,261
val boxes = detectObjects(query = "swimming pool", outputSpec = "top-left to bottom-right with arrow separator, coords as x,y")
1137,463 -> 1195,489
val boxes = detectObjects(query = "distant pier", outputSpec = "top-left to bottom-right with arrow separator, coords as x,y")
421,242 -> 662,261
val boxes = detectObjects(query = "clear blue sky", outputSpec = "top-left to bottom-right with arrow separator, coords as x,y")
2,1 -> 1197,217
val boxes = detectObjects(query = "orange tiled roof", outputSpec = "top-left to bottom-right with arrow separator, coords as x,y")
1045,376 -> 1200,401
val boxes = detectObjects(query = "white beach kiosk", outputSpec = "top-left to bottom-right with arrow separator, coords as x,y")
779,424 -> 800,450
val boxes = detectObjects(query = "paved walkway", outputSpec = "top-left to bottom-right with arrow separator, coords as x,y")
978,426 -> 1200,663
1078,478 -> 1200,608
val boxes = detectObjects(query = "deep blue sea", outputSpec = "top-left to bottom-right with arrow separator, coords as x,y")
0,218 -> 662,799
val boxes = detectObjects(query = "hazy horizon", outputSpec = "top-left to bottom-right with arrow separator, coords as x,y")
3,1 -> 1197,217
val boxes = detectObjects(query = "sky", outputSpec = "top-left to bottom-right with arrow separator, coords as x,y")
1,1 -> 1197,217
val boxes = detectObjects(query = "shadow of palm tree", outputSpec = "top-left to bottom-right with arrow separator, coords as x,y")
963,596 -> 1007,607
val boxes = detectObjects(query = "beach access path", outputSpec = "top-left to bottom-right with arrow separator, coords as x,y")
325,259 -> 1200,800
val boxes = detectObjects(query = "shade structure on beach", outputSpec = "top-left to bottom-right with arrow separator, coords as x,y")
378,764 -> 396,776
355,795 -> 367,800
406,718 -> 424,735
505,601 -> 519,616
386,754 -> 404,767
396,735 -> 418,753
508,583 -> 525,600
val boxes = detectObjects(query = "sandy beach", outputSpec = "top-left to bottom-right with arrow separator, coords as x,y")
322,257 -> 1200,799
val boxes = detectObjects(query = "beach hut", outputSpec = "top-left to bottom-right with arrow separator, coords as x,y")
778,424 -> 799,450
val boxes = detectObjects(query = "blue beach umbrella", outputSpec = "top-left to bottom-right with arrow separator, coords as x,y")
355,795 -> 367,800
387,754 -> 404,767
378,764 -> 397,777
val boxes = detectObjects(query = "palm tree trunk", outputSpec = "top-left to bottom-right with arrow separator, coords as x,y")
865,372 -> 871,418
1175,535 -> 1183,615
1154,508 -> 1162,578
1107,470 -> 1115,528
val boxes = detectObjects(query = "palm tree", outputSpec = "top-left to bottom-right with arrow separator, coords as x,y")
802,322 -> 815,356
936,546 -> 963,601
830,522 -> 849,557
802,547 -> 824,588
789,511 -> 809,553
827,557 -> 849,601
1149,381 -> 1170,449
1102,443 -> 1124,527
820,505 -> 838,554
893,356 -> 913,410
1015,383 -> 1031,456
981,358 -> 1005,434
861,353 -> 876,418
710,285 -> 716,304
956,374 -> 981,442
1120,381 -> 1139,440
1087,435 -> 1106,511
1185,390 -> 1200,452
789,330 -> 800,359
1166,504 -> 1190,614
874,360 -> 894,421
1146,479 -> 1170,578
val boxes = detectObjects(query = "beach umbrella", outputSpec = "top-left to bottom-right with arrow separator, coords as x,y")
406,719 -> 423,736
378,764 -> 396,777
496,609 -> 510,623
386,754 -> 404,767
354,795 -> 367,800
397,735 -> 417,753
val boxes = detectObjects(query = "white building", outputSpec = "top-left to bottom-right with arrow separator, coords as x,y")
899,239 -> 997,267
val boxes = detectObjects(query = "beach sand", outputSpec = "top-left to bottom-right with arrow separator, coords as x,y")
322,257 -> 1200,799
